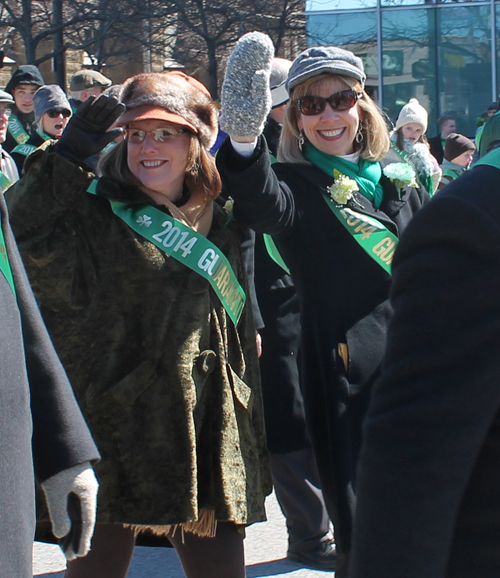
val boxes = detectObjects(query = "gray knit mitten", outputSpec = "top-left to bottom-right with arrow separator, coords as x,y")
220,32 -> 275,138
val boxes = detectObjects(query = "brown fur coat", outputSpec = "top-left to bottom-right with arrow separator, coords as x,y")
6,146 -> 271,528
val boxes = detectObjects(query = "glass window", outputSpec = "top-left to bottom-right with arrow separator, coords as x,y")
438,6 -> 492,137
382,6 -> 491,137
307,11 -> 377,46
306,0 -> 376,11
307,11 -> 379,96
381,0 -> 427,7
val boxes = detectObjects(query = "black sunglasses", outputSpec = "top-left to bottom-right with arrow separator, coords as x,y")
46,109 -> 71,118
295,90 -> 362,116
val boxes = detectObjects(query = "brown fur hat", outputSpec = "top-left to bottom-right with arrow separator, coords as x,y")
117,72 -> 219,150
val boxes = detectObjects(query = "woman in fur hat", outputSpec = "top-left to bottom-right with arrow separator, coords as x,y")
5,71 -> 271,578
390,98 -> 442,194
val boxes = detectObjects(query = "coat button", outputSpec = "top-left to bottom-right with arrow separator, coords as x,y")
196,350 -> 217,375
187,272 -> 209,294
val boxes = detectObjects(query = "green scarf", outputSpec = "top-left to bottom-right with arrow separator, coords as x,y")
304,144 -> 384,208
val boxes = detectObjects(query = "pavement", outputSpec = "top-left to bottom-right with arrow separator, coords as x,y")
33,490 -> 335,577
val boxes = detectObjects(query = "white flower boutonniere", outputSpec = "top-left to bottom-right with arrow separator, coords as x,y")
328,169 -> 359,205
383,162 -> 418,193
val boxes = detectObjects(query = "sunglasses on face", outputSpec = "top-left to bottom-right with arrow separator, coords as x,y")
47,109 -> 71,118
295,90 -> 362,116
123,127 -> 187,144
0,107 -> 12,118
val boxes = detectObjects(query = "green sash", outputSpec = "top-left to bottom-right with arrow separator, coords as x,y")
0,170 -> 11,193
442,168 -> 458,181
263,152 -> 292,274
263,234 -> 290,274
87,180 -> 246,325
8,114 -> 30,145
0,214 -> 16,296
11,143 -> 37,157
261,188 -> 398,275
321,191 -> 398,274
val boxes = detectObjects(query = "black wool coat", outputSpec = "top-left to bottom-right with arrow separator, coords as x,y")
0,193 -> 99,578
351,162 -> 500,578
252,120 -> 310,454
254,232 -> 310,454
216,137 -> 429,558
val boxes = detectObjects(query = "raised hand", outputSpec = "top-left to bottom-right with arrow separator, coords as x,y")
220,32 -> 275,140
54,95 -> 125,165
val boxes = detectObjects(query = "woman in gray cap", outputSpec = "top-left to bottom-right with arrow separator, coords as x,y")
216,33 -> 430,577
11,85 -> 72,173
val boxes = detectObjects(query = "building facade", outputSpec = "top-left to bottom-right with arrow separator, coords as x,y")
307,0 -> 499,137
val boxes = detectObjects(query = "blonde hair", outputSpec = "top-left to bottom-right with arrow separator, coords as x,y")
278,73 -> 390,163
97,132 -> 221,201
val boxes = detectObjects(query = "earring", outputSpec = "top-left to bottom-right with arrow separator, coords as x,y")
298,130 -> 305,151
355,128 -> 364,144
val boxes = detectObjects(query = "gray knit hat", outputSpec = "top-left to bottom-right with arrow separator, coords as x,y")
286,46 -> 366,93
395,98 -> 428,133
33,85 -> 72,124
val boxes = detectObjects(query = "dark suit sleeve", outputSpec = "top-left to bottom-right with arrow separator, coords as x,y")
1,195 -> 99,483
351,180 -> 500,578
216,136 -> 295,236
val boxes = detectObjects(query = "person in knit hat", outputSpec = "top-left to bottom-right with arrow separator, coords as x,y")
437,133 -> 475,190
3,64 -> 45,154
390,98 -> 442,194
10,85 -> 72,173
5,71 -> 271,578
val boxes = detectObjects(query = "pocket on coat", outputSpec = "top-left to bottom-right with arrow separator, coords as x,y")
345,300 -> 392,389
86,360 -> 157,417
228,365 -> 254,415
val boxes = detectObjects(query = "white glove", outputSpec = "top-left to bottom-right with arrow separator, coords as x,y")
41,462 -> 99,561
220,31 -> 275,138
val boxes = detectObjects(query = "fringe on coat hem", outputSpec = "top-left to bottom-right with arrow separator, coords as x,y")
125,509 -> 217,541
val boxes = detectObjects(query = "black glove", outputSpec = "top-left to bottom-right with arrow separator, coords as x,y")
54,95 -> 125,165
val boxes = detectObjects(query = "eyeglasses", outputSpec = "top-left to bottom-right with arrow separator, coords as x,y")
0,107 -> 12,119
295,90 -> 362,116
46,109 -> 71,118
123,127 -> 187,144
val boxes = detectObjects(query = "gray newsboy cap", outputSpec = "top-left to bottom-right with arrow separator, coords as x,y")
286,46 -> 366,92
0,89 -> 14,104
